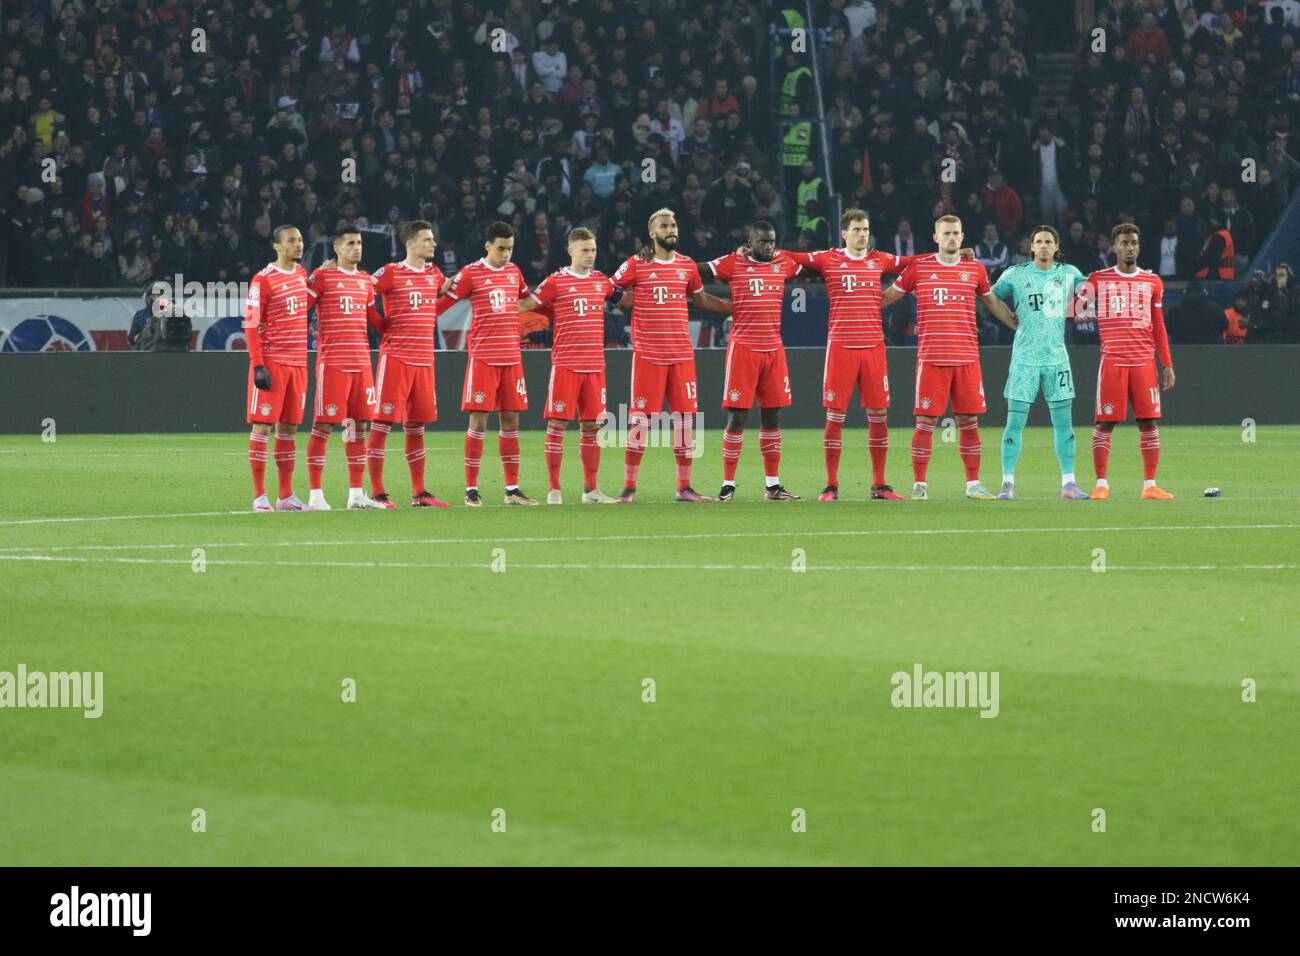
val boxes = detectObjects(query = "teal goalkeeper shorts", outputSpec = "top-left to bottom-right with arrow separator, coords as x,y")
1003,361 -> 1076,404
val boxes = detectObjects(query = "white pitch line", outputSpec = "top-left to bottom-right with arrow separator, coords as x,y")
0,553 -> 1295,573
0,522 -> 1295,553
0,510 -> 251,526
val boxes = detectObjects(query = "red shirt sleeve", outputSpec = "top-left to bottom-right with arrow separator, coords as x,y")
1151,276 -> 1172,367
244,273 -> 267,365
531,273 -> 557,305
610,256 -> 637,289
892,261 -> 918,294
707,252 -> 735,280
788,250 -> 819,270
975,263 -> 991,296
444,265 -> 473,301
687,260 -> 704,294
884,252 -> 919,274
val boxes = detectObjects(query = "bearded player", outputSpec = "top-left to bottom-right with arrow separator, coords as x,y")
367,219 -> 450,508
988,225 -> 1091,500
304,224 -> 384,510
518,227 -> 620,504
880,215 -> 1018,500
1077,223 -> 1175,499
245,224 -> 310,512
609,208 -> 731,503
441,221 -> 540,506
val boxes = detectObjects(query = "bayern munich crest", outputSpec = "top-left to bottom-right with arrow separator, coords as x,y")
473,390 -> 486,404
325,404 -> 338,416
259,402 -> 271,416
728,388 -> 741,402
920,398 -> 931,410
553,400 -> 566,413
381,402 -> 394,415
824,389 -> 836,402
635,396 -> 647,409
1103,403 -> 1114,415
960,272 -> 970,282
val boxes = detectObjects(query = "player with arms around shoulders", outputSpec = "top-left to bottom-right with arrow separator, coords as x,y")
519,227 -> 621,504
443,221 -> 540,506
784,208 -> 965,502
304,224 -> 385,510
245,224 -> 311,512
988,225 -> 1091,500
367,220 -> 450,508
1077,223 -> 1176,499
701,220 -> 803,500
880,215 -> 1019,500
610,208 -> 731,503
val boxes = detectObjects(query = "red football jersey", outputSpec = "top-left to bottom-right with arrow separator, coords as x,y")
707,251 -> 800,350
794,248 -> 915,347
372,260 -> 445,365
1082,267 -> 1172,367
531,266 -> 613,372
244,263 -> 310,366
892,254 -> 991,364
307,265 -> 376,372
610,253 -> 703,364
444,258 -> 530,366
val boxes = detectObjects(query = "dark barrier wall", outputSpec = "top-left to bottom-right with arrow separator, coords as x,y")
1,346 -> 1296,433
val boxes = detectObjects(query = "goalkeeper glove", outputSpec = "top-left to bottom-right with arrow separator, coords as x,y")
253,365 -> 272,390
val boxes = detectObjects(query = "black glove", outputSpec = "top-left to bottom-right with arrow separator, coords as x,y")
253,365 -> 272,390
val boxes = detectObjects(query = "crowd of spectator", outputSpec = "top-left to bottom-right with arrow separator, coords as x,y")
817,0 -> 1300,298
1,0 -> 778,292
0,0 -> 1298,348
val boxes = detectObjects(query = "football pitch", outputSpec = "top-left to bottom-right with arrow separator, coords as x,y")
1,425 -> 1297,866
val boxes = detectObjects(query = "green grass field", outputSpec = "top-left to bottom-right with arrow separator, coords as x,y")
1,425 -> 1297,865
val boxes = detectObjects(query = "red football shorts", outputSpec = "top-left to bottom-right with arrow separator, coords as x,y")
461,357 -> 527,412
913,361 -> 986,416
1095,356 -> 1161,421
545,366 -> 607,421
375,352 -> 437,423
313,361 -> 377,424
246,360 -> 307,425
822,343 -> 890,409
629,354 -> 698,415
722,341 -> 791,409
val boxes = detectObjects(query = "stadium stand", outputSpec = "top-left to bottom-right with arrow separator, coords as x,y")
1,0 -> 1298,345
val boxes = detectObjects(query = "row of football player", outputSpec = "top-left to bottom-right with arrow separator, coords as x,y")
240,207 -> 1175,510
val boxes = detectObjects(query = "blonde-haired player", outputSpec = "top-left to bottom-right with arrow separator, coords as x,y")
519,227 -> 621,503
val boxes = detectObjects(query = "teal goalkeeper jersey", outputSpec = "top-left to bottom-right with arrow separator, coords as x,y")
991,261 -> 1085,366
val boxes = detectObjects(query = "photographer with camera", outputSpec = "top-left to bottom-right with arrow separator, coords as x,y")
1243,265 -> 1300,343
128,284 -> 193,352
